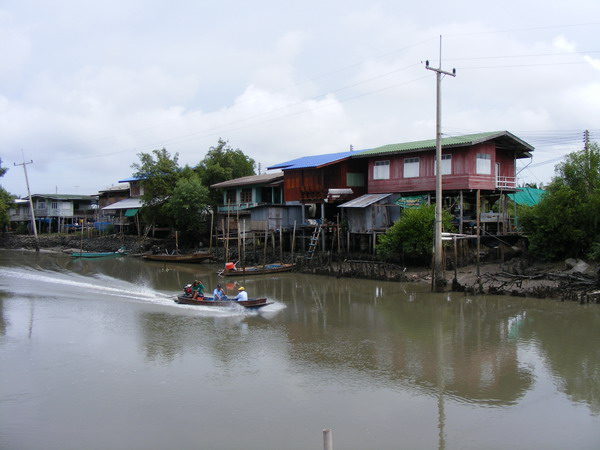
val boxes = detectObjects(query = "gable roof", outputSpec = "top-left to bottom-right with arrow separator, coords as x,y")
355,131 -> 534,158
267,149 -> 371,171
210,172 -> 284,189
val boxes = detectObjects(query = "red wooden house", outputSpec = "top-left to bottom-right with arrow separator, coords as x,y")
353,131 -> 534,234
267,149 -> 369,222
358,131 -> 533,194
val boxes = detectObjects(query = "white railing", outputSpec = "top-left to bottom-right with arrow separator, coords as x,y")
496,176 -> 516,189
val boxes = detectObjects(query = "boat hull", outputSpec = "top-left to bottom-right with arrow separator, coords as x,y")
174,296 -> 272,309
143,252 -> 212,263
220,263 -> 294,276
71,252 -> 126,258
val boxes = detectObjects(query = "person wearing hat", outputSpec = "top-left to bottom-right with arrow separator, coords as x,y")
234,286 -> 248,301
213,284 -> 227,301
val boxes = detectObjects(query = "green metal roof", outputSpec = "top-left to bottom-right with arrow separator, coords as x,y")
354,131 -> 534,158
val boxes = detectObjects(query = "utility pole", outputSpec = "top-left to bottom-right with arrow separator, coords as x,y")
14,156 -> 39,251
425,37 -> 456,292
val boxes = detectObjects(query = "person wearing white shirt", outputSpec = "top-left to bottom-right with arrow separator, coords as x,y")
235,286 -> 248,301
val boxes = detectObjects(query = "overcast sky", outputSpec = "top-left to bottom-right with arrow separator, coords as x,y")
1,0 -> 599,197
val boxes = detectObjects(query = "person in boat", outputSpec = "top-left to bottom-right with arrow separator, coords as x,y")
213,284 -> 227,301
191,280 -> 205,299
234,286 -> 248,301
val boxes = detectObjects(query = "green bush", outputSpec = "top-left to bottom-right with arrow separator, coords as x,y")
376,205 -> 454,265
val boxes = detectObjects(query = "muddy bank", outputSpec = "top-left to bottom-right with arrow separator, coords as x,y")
297,253 -> 600,303
0,233 -> 168,255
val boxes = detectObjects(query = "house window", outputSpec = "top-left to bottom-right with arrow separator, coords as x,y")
373,161 -> 390,180
404,157 -> 420,178
346,173 -> 365,187
51,201 -> 58,209
37,200 -> 46,209
225,189 -> 236,205
240,188 -> 252,203
434,154 -> 452,175
476,153 -> 492,174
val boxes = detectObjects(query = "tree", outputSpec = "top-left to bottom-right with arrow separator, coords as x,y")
131,148 -> 181,227
0,159 -> 14,231
196,139 -> 255,207
521,143 -> 600,261
376,205 -> 454,265
162,171 -> 210,233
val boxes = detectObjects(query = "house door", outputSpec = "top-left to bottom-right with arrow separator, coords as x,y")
496,163 -> 501,187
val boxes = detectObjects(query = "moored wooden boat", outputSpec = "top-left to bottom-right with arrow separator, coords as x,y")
71,249 -> 127,258
219,262 -> 295,276
142,252 -> 213,263
174,295 -> 272,309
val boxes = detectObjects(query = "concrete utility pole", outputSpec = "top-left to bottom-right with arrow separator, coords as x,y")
14,156 -> 40,251
425,37 -> 455,292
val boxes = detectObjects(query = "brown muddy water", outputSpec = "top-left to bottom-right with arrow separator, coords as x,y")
1,249 -> 599,450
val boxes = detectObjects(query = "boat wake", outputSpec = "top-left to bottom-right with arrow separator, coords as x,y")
0,267 -> 173,306
0,267 -> 285,316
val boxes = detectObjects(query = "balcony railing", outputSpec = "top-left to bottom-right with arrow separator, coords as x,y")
496,176 -> 516,189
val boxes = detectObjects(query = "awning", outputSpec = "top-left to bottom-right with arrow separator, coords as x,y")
124,209 -> 139,217
338,193 -> 391,208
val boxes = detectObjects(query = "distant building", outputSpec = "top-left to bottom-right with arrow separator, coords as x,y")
9,194 -> 97,233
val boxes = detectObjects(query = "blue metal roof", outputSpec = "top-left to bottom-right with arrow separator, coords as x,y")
267,148 -> 371,171
118,176 -> 144,183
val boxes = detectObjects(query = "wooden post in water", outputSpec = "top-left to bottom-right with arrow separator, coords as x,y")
242,219 -> 246,270
336,214 -> 340,253
209,210 -> 214,250
236,208 -> 241,261
263,221 -> 268,269
279,227 -> 283,261
476,189 -> 481,278
453,236 -> 458,280
291,220 -> 296,261
323,429 -> 333,450
459,191 -> 464,234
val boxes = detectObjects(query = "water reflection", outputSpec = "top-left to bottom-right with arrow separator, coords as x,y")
518,304 -> 600,415
2,249 -> 600,449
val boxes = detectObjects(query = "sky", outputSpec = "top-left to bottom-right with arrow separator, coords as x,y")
1,0 -> 599,197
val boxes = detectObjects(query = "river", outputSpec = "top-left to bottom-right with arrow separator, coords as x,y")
0,249 -> 599,449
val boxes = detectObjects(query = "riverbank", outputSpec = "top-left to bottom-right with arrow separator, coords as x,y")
2,233 -> 599,302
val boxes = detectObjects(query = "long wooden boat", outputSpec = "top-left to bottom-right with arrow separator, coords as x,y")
219,263 -> 295,277
71,250 -> 127,258
174,295 -> 272,309
142,252 -> 213,263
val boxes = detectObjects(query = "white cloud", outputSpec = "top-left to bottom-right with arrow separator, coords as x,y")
1,1 -> 600,196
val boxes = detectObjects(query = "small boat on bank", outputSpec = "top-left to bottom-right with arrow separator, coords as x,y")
219,262 -> 295,277
174,295 -> 272,309
142,252 -> 213,263
70,248 -> 128,258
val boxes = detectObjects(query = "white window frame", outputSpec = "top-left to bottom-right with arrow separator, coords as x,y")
434,154 -> 452,175
373,160 -> 390,180
476,153 -> 492,175
404,157 -> 420,178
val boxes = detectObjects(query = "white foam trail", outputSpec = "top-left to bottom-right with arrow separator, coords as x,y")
0,267 -> 171,304
1,267 -> 284,317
